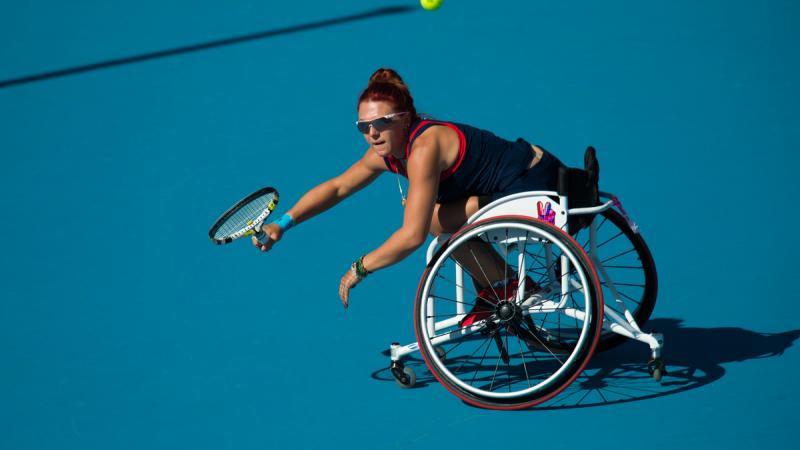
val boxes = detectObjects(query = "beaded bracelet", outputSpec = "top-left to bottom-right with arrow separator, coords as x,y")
352,255 -> 371,279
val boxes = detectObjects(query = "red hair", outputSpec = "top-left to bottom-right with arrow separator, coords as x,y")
357,68 -> 418,122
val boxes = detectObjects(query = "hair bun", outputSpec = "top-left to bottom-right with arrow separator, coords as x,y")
368,68 -> 406,89
358,67 -> 417,121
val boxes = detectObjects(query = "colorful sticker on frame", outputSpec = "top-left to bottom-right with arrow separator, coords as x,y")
537,201 -> 556,225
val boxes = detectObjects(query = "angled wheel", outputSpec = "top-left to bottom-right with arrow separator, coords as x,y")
391,361 -> 416,388
648,358 -> 666,383
571,208 -> 658,351
414,216 -> 603,410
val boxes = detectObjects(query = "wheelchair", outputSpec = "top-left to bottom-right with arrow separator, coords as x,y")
387,147 -> 663,410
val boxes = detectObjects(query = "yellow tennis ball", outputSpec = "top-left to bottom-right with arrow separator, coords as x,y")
420,0 -> 443,11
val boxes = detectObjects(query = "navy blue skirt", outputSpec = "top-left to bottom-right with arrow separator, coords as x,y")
488,147 -> 565,202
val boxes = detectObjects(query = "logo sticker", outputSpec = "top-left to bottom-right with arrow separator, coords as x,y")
537,201 -> 556,225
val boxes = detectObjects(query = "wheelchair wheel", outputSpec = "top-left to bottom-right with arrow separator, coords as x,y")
572,208 -> 658,351
414,216 -> 603,410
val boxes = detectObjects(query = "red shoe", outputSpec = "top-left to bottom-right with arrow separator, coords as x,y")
458,293 -> 496,328
459,276 -> 539,328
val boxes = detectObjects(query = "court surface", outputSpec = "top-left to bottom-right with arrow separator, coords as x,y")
1,1 -> 798,449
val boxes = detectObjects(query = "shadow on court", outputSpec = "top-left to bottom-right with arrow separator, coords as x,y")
0,5 -> 415,89
372,318 -> 800,409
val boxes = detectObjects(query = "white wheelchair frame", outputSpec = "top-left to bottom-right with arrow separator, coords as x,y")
389,189 -> 664,375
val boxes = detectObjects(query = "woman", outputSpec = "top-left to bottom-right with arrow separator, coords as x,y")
253,68 -> 565,309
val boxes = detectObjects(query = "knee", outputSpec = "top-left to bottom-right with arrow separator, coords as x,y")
429,224 -> 445,237
430,197 -> 484,237
429,204 -> 445,237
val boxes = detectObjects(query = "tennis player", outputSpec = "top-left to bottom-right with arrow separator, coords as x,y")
254,68 -> 565,309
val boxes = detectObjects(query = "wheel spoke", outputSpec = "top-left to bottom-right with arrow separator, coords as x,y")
469,326 -> 500,384
527,250 -> 560,286
595,230 -> 624,249
488,335 -> 504,392
505,329 -> 512,392
580,216 -> 609,249
601,281 -> 645,288
503,227 -> 509,290
434,273 -> 496,305
428,292 -> 480,307
518,318 -> 566,365
612,289 -> 643,306
513,324 -> 533,388
425,312 -> 466,319
570,291 -> 580,342
452,326 -> 494,375
429,323 -> 487,341
438,338 -> 469,360
595,215 -> 609,233
468,238 -> 501,299
600,248 -> 637,264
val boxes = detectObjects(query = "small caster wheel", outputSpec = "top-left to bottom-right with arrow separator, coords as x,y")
434,346 -> 446,361
390,361 -> 416,388
648,358 -> 666,382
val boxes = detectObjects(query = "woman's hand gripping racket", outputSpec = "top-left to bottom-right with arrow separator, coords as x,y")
208,187 -> 280,247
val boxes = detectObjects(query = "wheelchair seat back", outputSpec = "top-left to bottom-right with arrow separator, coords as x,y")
559,146 -> 600,233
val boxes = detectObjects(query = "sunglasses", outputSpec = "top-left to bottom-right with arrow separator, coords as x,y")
356,111 -> 409,134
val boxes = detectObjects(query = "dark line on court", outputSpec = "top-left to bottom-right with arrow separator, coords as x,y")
0,6 -> 416,89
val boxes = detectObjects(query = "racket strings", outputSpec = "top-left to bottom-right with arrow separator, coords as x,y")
214,192 -> 276,239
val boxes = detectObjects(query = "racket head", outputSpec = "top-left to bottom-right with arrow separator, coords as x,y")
208,187 -> 279,245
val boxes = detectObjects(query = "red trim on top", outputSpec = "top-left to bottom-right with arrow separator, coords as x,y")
439,124 -> 466,181
405,120 -> 467,181
405,121 -> 429,159
387,155 -> 406,177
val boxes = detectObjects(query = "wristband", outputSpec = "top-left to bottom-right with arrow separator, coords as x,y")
274,213 -> 295,231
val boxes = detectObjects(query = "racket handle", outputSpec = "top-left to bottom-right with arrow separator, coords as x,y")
254,229 -> 270,245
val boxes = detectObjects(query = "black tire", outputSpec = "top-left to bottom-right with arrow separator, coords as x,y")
413,216 -> 604,410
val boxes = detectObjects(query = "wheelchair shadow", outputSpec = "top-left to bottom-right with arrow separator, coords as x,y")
531,319 -> 800,410
372,319 -> 800,409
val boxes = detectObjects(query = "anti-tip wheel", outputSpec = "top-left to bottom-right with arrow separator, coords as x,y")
391,362 -> 416,388
648,358 -> 666,382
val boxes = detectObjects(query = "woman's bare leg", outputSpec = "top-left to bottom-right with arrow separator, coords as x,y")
430,196 -> 507,291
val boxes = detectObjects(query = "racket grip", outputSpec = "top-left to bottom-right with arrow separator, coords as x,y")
254,229 -> 270,245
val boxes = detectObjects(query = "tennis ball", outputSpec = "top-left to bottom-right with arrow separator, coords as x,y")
420,0 -> 443,11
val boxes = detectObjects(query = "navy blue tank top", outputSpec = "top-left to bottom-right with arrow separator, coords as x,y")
383,119 -> 535,203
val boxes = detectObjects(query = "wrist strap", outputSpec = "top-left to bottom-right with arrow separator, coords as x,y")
274,213 -> 295,231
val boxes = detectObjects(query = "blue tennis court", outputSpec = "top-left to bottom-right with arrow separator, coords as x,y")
1,1 -> 798,448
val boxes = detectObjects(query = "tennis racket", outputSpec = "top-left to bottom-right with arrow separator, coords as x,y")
208,187 -> 279,245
